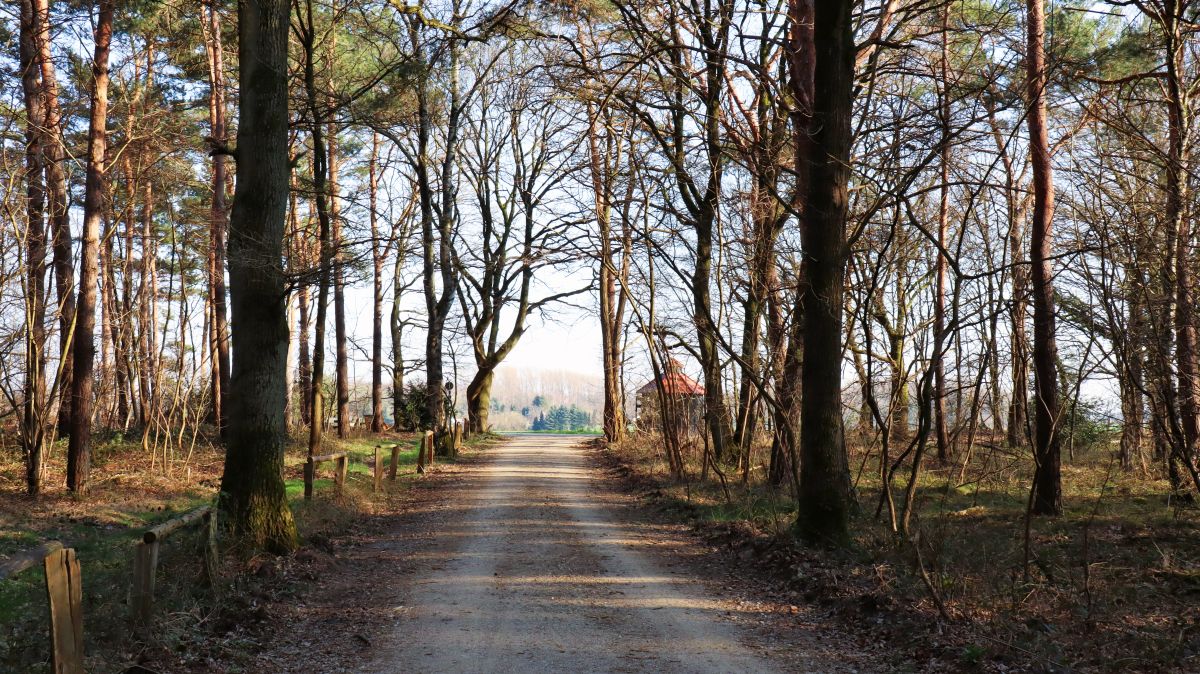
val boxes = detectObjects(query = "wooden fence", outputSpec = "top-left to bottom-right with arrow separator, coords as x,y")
0,541 -> 82,673
308,431 -> 441,496
131,504 -> 217,627
1,502 -> 220,671
303,451 -> 349,500
0,428 -> 476,670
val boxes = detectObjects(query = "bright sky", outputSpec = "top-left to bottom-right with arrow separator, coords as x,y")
335,267 -> 604,389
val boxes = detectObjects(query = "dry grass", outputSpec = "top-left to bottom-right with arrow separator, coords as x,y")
604,432 -> 1200,673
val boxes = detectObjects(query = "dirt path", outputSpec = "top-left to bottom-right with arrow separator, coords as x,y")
357,435 -> 826,673
245,435 -> 869,673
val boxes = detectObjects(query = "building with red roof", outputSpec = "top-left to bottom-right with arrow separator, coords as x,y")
635,359 -> 705,439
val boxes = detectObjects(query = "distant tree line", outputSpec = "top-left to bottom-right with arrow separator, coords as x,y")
531,405 -> 596,432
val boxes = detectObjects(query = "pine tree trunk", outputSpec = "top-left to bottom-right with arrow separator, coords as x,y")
1164,6 -> 1200,490
369,134 -> 384,433
330,126 -> 350,438
1026,0 -> 1063,516
31,0 -> 75,437
19,0 -> 50,496
138,182 -> 156,427
205,0 -> 232,438
219,0 -> 298,554
392,252 -> 405,426
66,0 -> 113,493
297,284 -> 312,426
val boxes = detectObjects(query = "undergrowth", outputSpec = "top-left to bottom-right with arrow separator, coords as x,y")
605,432 -> 1200,673
0,428 -> 494,672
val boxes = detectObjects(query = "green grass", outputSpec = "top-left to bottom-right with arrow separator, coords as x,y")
0,493 -> 217,671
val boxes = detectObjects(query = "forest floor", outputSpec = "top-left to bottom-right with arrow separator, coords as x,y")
0,427 -> 439,672
602,434 -> 1200,673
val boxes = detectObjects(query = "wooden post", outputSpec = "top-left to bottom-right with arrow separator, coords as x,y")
44,547 -> 84,674
200,510 -> 219,588
453,422 -> 463,454
389,444 -> 400,480
131,540 -> 159,627
426,430 -> 436,467
304,457 -> 314,500
417,432 -> 427,474
373,445 -> 383,493
335,455 -> 348,494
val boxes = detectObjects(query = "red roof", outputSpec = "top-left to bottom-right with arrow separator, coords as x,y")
638,359 -> 704,396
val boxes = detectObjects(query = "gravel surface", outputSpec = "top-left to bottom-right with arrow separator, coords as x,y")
365,435 -> 787,672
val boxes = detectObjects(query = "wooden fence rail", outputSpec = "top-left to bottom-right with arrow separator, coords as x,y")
304,451 -> 350,500
131,505 -> 216,628
0,541 -> 83,673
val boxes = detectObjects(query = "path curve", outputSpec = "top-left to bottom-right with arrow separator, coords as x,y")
366,435 -> 797,673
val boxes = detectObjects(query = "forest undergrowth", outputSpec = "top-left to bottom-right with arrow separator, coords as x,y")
0,428 -> 490,672
601,433 -> 1200,673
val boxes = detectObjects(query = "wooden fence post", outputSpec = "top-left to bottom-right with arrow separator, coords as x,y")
453,422 -> 463,455
44,547 -> 84,674
131,540 -> 159,627
426,430 -> 436,467
335,455 -> 348,494
417,432 -> 427,474
373,445 -> 383,493
304,457 -> 314,501
200,510 -> 219,588
389,444 -> 400,480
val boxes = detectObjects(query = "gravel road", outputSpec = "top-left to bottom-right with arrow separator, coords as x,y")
365,435 -> 795,673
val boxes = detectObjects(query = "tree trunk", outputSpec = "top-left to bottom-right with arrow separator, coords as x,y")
138,181 -> 156,428
219,0 -> 298,554
392,252 -> 405,425
933,5 -> 951,462
791,0 -> 856,544
297,283 -> 312,426
587,96 -> 627,445
693,11 -> 735,465
331,125 -> 350,438
1025,0 -> 1063,516
466,367 -> 494,434
370,134 -> 385,433
412,24 -> 460,434
205,0 -> 231,438
66,0 -> 114,493
1164,4 -> 1200,490
31,0 -> 75,436
19,0 -> 50,496
299,0 -> 332,458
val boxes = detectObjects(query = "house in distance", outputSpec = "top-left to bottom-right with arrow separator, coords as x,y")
635,358 -> 705,441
